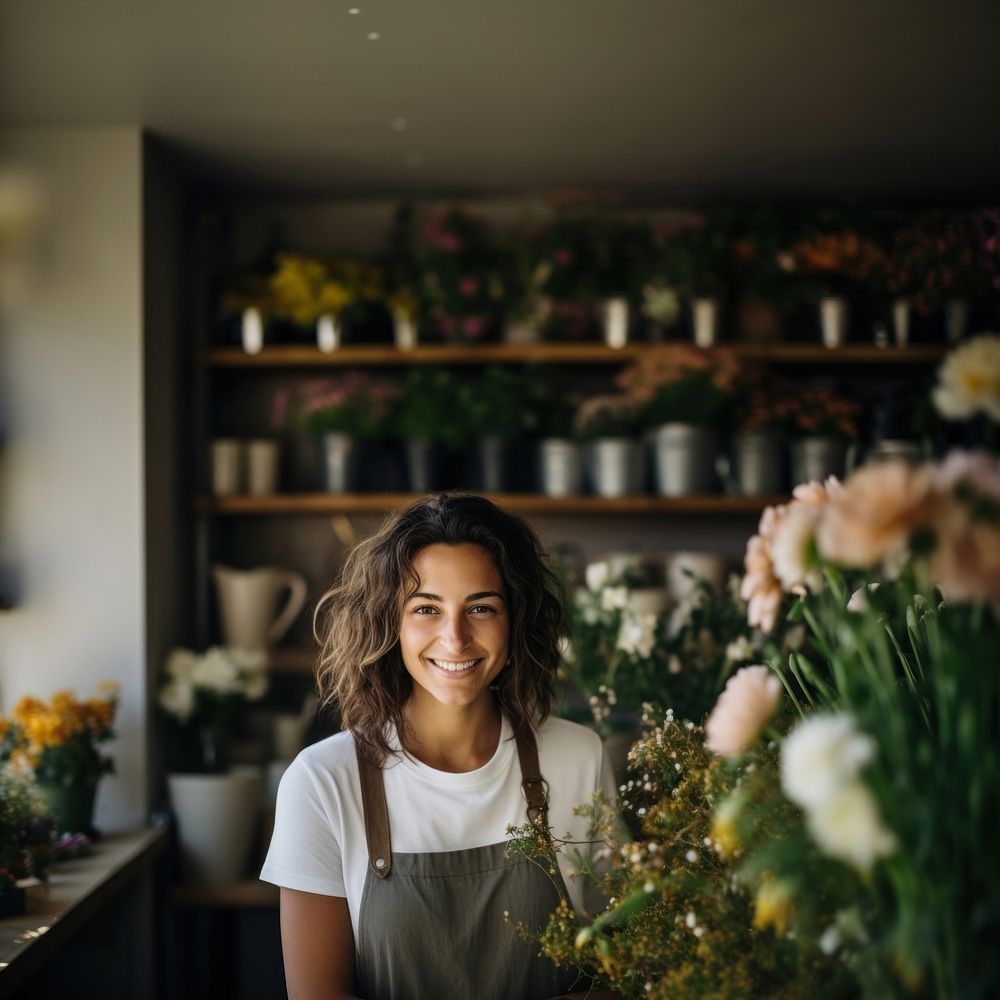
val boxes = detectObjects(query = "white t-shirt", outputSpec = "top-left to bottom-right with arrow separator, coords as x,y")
260,713 -> 617,940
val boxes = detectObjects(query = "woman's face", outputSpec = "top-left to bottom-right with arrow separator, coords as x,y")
398,542 -> 510,713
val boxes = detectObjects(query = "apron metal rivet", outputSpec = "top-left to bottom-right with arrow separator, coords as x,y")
375,857 -> 386,869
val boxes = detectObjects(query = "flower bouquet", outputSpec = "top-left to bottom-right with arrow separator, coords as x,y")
616,345 -> 741,431
274,374 -> 399,440
711,451 -> 1000,997
0,767 -> 58,912
778,230 -> 884,300
417,210 -> 502,343
159,647 -> 268,773
0,684 -> 119,835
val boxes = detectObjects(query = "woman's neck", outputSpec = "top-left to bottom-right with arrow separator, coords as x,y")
401,696 -> 502,773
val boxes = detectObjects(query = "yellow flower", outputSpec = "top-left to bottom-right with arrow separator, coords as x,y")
710,795 -> 743,858
753,874 -> 795,935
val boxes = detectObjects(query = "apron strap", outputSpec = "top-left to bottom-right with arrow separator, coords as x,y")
514,726 -> 550,831
354,724 -> 551,879
356,747 -> 393,879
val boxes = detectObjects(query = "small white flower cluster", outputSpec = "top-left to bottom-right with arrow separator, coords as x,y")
781,713 -> 897,873
588,685 -> 617,724
158,646 -> 269,723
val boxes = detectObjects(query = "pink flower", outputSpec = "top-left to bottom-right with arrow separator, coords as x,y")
271,388 -> 291,430
816,461 -> 940,571
705,665 -> 783,756
792,476 -> 843,507
770,503 -> 823,595
740,530 -> 784,634
459,276 -> 480,297
461,315 -> 487,340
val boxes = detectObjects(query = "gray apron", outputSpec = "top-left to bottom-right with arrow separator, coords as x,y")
353,726 -> 579,1000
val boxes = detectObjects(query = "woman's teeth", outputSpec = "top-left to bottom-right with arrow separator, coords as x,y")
431,658 -> 479,672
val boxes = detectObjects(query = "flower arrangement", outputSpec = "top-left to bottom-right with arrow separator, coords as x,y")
391,365 -> 470,450
506,712 -> 851,999
561,561 -> 762,730
417,210 -> 502,343
268,253 -> 380,328
883,211 -> 991,315
459,365 -> 532,440
616,345 -> 741,429
573,395 -> 641,440
0,767 -> 57,893
655,212 -> 734,299
273,373 -> 399,439
717,451 -> 1000,995
784,383 -> 862,440
0,684 -> 119,789
159,647 -> 268,773
778,230 -> 883,298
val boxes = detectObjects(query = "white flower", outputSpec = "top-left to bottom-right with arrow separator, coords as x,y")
932,334 -> 1000,422
158,678 -> 195,722
600,586 -> 628,612
165,648 -> 196,680
585,561 -> 612,592
846,582 -> 880,613
725,635 -> 756,663
617,611 -> 657,658
807,780 -> 897,873
780,713 -> 876,812
191,646 -> 241,694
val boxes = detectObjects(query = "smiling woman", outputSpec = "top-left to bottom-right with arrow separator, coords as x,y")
259,494 -> 620,1000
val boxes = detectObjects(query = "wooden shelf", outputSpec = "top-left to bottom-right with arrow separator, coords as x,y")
194,492 -> 783,516
202,343 -> 948,368
169,880 -> 279,909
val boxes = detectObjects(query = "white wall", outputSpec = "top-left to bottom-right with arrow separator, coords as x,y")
0,126 -> 147,830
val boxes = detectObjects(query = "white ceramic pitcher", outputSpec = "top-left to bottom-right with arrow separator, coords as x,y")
212,564 -> 308,651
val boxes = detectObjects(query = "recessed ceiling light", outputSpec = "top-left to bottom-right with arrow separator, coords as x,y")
391,117 -> 408,132
368,31 -> 380,40
348,7 -> 360,13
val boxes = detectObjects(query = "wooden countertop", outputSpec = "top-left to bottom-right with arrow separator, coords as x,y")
0,827 -> 166,998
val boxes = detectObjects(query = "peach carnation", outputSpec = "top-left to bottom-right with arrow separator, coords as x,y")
705,665 -> 783,756
816,461 -> 940,571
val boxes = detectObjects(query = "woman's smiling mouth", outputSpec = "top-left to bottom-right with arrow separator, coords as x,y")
428,657 -> 483,675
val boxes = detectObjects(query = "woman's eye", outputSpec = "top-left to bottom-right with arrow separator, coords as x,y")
469,605 -> 498,616
413,605 -> 439,615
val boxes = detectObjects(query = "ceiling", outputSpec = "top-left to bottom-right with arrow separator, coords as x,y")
2,0 -> 1000,203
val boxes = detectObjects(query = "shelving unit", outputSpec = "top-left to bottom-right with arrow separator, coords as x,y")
203,342 -> 949,368
194,492 -> 787,516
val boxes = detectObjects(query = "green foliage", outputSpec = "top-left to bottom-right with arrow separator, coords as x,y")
391,366 -> 470,449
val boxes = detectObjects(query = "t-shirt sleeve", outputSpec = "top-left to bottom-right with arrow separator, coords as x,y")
259,754 -> 347,897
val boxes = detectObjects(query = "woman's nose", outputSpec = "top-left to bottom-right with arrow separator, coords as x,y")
440,614 -> 471,651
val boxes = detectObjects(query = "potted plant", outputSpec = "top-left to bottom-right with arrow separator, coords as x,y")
883,210 -> 994,344
275,374 -> 399,493
729,372 -> 798,496
785,382 -> 861,485
416,209 -> 503,344
616,345 -> 741,495
159,646 -> 269,885
656,211 -> 736,347
269,253 -> 383,352
0,684 -> 119,836
573,394 -> 644,497
0,768 -> 57,917
459,366 -> 533,492
391,366 -> 470,491
777,228 -> 883,347
523,366 -> 586,496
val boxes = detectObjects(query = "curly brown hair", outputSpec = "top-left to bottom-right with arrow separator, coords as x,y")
313,493 -> 567,763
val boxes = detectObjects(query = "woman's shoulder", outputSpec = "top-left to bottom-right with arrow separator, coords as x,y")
535,715 -> 603,759
288,729 -> 360,782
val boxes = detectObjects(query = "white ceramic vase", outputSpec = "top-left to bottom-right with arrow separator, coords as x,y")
819,296 -> 849,349
692,297 -> 720,348
168,770 -> 262,885
212,564 -> 308,652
